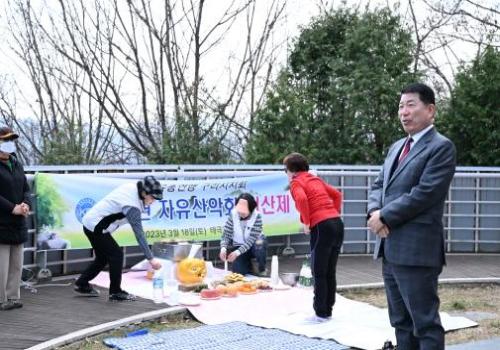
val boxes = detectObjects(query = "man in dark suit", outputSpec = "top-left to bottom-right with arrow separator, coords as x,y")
367,83 -> 456,350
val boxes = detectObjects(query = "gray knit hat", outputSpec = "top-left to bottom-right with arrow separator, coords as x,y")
142,175 -> 163,200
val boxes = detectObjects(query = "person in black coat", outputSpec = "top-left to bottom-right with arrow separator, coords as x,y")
0,127 -> 31,311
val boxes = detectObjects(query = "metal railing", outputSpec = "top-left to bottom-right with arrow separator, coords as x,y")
23,164 -> 500,276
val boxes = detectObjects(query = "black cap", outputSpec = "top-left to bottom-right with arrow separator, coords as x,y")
142,175 -> 163,200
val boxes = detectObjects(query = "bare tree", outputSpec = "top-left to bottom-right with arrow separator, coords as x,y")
4,0 -> 287,164
398,0 -> 500,95
3,0 -> 123,165
0,0 -> 126,164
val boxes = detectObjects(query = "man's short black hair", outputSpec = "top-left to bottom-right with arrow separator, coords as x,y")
401,83 -> 435,105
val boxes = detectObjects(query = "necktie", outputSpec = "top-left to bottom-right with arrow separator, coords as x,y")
398,137 -> 413,165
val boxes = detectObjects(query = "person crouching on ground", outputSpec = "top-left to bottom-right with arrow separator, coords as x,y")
74,176 -> 163,301
283,152 -> 344,323
219,193 -> 267,276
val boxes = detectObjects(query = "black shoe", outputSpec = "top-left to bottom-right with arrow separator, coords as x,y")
9,300 -> 23,309
382,340 -> 395,350
74,284 -> 100,297
257,269 -> 268,277
109,291 -> 137,302
0,300 -> 22,311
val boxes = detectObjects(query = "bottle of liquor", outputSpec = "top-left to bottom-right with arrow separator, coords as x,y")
298,257 -> 313,287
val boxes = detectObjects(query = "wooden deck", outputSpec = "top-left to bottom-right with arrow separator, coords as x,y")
0,254 -> 498,350
0,282 -> 165,350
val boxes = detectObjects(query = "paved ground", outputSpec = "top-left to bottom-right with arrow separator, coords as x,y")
0,254 -> 498,350
447,337 -> 500,350
0,282 -> 165,350
275,253 -> 500,287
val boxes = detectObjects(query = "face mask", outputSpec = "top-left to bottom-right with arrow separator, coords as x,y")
0,141 -> 17,154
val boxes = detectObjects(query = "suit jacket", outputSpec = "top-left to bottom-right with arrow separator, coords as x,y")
368,127 -> 456,267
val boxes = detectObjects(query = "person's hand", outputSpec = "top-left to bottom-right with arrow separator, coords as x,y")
303,224 -> 310,235
21,202 -> 30,216
149,258 -> 162,270
367,210 -> 385,234
12,204 -> 26,216
377,225 -> 390,238
219,250 -> 227,262
227,251 -> 239,262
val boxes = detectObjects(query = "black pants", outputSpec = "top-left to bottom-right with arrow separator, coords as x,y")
310,217 -> 344,318
230,237 -> 267,275
76,227 -> 124,294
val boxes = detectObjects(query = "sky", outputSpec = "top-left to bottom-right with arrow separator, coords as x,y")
0,0 -> 494,119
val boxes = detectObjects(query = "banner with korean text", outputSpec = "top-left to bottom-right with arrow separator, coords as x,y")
34,173 -> 301,250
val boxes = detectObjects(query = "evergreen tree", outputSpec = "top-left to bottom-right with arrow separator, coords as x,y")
246,7 -> 419,164
438,46 -> 500,166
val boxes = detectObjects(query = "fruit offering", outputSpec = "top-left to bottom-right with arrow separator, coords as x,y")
215,284 -> 238,297
238,282 -> 257,294
200,289 -> 221,299
249,279 -> 270,289
177,258 -> 207,284
224,272 -> 245,283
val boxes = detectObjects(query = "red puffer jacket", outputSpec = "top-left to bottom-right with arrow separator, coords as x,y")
290,172 -> 342,228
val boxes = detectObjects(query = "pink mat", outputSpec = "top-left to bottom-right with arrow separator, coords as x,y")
92,270 -> 160,301
91,270 -> 313,325
187,287 -> 312,325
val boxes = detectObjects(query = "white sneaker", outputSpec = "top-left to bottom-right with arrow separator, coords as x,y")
302,315 -> 331,324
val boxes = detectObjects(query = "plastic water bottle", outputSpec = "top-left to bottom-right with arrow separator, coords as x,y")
152,269 -> 164,303
165,278 -> 180,305
270,255 -> 280,285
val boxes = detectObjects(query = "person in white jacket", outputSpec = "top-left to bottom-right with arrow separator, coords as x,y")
74,176 -> 163,301
219,193 -> 267,276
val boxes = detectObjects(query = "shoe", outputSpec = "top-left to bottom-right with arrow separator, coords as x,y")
8,300 -> 23,309
74,284 -> 100,297
301,315 -> 331,324
257,269 -> 268,277
109,291 -> 137,302
0,300 -> 22,311
382,340 -> 395,350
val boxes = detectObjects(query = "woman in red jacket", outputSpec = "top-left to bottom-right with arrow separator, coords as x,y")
283,152 -> 344,323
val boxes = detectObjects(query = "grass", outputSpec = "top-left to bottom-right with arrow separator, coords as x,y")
57,283 -> 499,349
56,312 -> 200,350
339,283 -> 500,345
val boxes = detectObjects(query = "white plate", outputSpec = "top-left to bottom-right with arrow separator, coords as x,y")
200,295 -> 221,300
179,296 -> 201,306
272,284 -> 291,290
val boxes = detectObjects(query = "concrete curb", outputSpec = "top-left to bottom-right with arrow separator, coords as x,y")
338,277 -> 500,290
26,306 -> 187,350
28,278 -> 499,350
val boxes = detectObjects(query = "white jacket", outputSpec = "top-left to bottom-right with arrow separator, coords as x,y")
82,183 -> 144,234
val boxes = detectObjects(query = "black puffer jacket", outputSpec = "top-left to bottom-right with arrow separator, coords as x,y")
0,154 -> 31,244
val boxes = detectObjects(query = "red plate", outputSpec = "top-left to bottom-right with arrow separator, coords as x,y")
200,295 -> 221,300
222,293 -> 238,298
239,290 -> 258,295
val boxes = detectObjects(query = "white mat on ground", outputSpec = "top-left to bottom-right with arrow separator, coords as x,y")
91,271 -> 477,350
